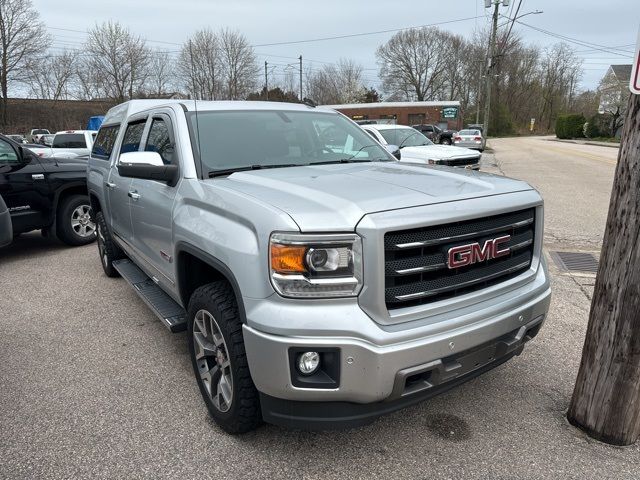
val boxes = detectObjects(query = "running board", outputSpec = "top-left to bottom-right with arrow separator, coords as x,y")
113,259 -> 187,333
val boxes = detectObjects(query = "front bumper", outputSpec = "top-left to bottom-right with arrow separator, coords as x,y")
243,261 -> 551,428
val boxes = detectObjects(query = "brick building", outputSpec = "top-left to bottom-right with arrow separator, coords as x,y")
323,101 -> 462,130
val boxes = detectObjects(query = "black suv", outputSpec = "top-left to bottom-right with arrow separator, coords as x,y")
0,134 -> 95,247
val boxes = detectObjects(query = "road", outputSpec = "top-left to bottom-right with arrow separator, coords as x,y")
1,137 -> 638,480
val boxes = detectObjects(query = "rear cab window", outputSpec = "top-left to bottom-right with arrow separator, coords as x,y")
91,125 -> 120,160
52,134 -> 87,148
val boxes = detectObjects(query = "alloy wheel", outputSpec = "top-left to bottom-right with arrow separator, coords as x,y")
71,205 -> 96,238
193,309 -> 233,413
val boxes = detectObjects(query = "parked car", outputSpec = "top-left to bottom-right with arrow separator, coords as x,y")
6,134 -> 26,144
26,130 -> 97,158
0,193 -> 11,247
0,133 -> 95,246
453,129 -> 486,151
39,134 -> 55,146
362,124 -> 482,169
411,124 -> 457,145
88,99 -> 550,433
26,128 -> 50,143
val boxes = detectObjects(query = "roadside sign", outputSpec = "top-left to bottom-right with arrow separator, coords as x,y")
442,107 -> 458,119
631,25 -> 640,94
530,118 -> 535,131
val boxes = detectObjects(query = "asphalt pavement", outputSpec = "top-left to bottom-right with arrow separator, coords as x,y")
1,137 -> 638,479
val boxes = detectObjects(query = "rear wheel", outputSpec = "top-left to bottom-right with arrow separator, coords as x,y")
187,282 -> 261,434
95,211 -> 124,277
56,195 -> 96,246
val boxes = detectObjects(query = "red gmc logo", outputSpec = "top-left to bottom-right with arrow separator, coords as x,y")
447,235 -> 511,269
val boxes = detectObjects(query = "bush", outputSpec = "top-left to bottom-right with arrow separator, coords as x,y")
584,115 -> 602,138
556,114 -> 585,139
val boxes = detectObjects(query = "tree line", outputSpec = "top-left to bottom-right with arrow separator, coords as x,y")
1,0 -> 594,134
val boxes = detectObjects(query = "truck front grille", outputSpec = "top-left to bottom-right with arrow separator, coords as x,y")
441,156 -> 479,167
384,208 -> 535,309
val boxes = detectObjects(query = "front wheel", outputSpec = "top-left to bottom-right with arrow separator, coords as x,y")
441,138 -> 451,145
95,211 -> 124,277
187,282 -> 262,434
57,195 -> 96,246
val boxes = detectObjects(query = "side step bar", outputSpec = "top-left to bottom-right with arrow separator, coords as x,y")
113,259 -> 187,333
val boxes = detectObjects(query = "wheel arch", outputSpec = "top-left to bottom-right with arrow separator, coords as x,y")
175,242 -> 247,324
54,182 -> 89,211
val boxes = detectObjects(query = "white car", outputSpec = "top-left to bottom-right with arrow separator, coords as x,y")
26,130 -> 97,158
361,124 -> 481,170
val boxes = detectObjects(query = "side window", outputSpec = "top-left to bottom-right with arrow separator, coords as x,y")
0,139 -> 20,163
365,130 -> 379,142
91,125 -> 120,160
144,118 -> 175,165
120,120 -> 146,154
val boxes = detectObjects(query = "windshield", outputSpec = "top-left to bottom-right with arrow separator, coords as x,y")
52,134 -> 86,148
33,129 -> 48,135
186,110 -> 392,175
379,128 -> 433,147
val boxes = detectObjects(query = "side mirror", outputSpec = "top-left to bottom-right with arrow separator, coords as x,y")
385,144 -> 401,160
117,151 -> 179,186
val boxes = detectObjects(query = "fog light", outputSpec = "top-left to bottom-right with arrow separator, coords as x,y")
297,351 -> 320,375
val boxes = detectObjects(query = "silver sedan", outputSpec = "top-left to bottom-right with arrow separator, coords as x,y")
453,129 -> 485,151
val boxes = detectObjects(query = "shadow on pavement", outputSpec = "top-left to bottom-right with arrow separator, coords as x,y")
0,231 -> 70,263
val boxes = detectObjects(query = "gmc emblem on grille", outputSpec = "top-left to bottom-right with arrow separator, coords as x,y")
447,235 -> 511,269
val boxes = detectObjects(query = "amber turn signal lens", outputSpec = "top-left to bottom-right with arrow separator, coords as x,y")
271,244 -> 307,273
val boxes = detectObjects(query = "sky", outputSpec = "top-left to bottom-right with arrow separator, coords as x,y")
31,0 -> 638,95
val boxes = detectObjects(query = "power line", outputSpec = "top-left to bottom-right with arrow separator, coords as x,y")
251,15 -> 483,47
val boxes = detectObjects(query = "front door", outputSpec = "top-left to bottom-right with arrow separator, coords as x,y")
107,118 -> 147,245
129,113 -> 180,288
0,140 -> 51,234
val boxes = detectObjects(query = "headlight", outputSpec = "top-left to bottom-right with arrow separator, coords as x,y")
427,159 -> 440,164
269,232 -> 363,298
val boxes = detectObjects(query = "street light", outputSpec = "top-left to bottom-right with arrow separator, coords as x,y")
497,10 -> 543,28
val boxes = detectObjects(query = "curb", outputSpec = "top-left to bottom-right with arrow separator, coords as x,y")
548,138 -> 620,149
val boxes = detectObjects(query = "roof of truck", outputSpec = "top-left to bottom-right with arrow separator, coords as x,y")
102,99 -> 324,126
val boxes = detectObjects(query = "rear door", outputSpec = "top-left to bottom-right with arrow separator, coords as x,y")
0,138 -> 51,234
129,111 -> 180,287
106,118 -> 148,246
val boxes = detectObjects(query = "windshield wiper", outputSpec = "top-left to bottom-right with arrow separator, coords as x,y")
209,164 -> 303,177
309,158 -> 374,166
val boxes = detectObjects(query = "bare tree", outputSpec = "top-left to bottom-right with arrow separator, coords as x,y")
85,21 -> 151,101
306,58 -> 366,104
0,0 -> 49,125
218,29 -> 258,100
26,50 -> 79,100
376,27 -> 449,101
179,28 -> 220,100
146,51 -> 176,96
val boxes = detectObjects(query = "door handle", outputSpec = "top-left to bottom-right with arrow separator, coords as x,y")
32,174 -> 45,180
105,182 -> 116,188
128,191 -> 141,200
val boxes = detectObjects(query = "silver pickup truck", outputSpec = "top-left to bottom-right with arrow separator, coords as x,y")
87,100 -> 551,434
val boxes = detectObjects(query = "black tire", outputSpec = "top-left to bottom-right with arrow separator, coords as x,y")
187,282 -> 261,434
441,138 -> 451,145
56,194 -> 96,246
96,211 -> 125,277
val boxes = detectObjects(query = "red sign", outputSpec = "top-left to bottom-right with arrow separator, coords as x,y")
631,26 -> 640,95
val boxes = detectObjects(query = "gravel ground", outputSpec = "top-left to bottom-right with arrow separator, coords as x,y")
1,138 -> 638,479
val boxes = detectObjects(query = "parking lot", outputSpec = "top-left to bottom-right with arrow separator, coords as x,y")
1,136 -> 638,479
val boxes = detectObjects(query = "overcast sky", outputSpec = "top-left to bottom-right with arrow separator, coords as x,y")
32,0 -> 637,94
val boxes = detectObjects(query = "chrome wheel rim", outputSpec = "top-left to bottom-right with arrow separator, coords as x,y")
71,205 -> 96,238
193,309 -> 233,413
97,222 -> 108,267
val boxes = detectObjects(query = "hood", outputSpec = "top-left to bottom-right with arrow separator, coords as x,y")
401,144 -> 479,162
210,162 -> 533,231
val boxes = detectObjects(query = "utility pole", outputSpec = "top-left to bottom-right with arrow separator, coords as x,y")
264,61 -> 269,101
475,60 -> 484,124
567,92 -> 640,446
482,0 -> 501,137
299,55 -> 303,102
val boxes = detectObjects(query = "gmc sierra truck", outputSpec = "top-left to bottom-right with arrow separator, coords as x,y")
0,133 -> 96,246
87,100 -> 551,434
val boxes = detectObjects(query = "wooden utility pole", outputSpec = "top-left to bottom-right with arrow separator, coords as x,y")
567,92 -> 640,446
482,0 -> 500,137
